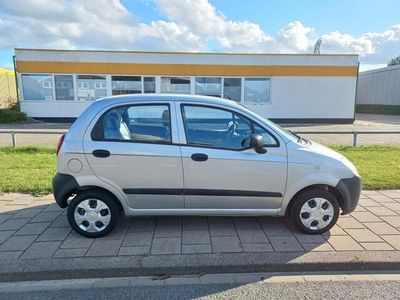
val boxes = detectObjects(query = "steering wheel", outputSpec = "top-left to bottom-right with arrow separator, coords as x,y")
227,120 -> 239,138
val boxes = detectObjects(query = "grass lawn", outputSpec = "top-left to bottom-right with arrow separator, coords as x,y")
0,146 -> 56,195
333,145 -> 400,190
0,145 -> 399,195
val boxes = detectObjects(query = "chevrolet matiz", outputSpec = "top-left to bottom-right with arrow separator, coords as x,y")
53,94 -> 361,237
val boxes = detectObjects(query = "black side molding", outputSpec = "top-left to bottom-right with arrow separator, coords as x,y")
123,188 -> 184,195
123,188 -> 282,198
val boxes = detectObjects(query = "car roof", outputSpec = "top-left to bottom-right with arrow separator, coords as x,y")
95,94 -> 239,108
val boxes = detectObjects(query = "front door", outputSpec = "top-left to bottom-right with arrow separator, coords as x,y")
178,104 -> 287,209
84,102 -> 184,209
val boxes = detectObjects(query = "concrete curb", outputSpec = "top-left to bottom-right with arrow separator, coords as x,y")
2,272 -> 400,293
1,251 -> 400,282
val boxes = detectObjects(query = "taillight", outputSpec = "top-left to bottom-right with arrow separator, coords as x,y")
56,134 -> 65,156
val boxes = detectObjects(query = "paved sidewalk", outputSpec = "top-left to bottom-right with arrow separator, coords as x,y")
0,190 -> 399,260
0,190 -> 400,281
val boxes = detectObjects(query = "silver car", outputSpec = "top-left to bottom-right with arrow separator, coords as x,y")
53,94 -> 361,237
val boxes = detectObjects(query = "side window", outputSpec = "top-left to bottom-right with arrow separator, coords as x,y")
254,124 -> 278,146
182,105 -> 253,150
97,104 -> 171,143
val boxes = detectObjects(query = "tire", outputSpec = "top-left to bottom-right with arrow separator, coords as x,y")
291,188 -> 340,234
67,190 -> 120,238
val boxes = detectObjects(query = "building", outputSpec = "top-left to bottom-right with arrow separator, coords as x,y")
0,67 -> 17,108
15,49 -> 359,122
356,64 -> 400,106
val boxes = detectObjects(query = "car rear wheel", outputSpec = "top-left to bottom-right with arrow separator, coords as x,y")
291,188 -> 340,234
67,191 -> 120,238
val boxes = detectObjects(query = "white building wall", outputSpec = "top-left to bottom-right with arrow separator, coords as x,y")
357,65 -> 400,105
15,49 -> 358,66
248,77 -> 357,119
15,49 -> 359,121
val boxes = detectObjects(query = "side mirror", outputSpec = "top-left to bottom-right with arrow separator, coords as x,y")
249,134 -> 267,154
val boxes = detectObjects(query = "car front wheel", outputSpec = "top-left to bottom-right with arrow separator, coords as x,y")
291,188 -> 340,234
67,191 -> 120,238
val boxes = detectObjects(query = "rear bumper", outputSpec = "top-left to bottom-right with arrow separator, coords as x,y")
52,173 -> 79,208
336,175 -> 362,214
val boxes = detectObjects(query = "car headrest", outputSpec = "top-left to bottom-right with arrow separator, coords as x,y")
104,111 -> 122,130
162,109 -> 170,126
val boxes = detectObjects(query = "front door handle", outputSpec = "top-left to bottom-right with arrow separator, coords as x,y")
191,153 -> 208,162
92,149 -> 110,158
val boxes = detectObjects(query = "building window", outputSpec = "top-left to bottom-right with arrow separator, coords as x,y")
244,78 -> 271,104
161,77 -> 190,94
111,76 -> 141,95
77,75 -> 107,101
42,81 -> 52,88
21,74 -> 53,101
144,77 -> 156,93
223,78 -> 241,102
78,82 -> 89,89
54,75 -> 74,101
195,77 -> 222,97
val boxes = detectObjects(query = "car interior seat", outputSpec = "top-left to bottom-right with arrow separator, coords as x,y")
103,111 -> 131,140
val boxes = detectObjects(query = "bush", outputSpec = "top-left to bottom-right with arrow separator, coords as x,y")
0,109 -> 26,123
0,98 -> 26,124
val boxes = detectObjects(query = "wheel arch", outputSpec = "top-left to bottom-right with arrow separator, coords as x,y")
74,186 -> 123,211
53,173 -> 127,211
284,184 -> 344,217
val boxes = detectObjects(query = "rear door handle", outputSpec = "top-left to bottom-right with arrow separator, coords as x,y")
191,153 -> 208,162
92,149 -> 110,158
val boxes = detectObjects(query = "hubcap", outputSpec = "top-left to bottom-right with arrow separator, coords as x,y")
299,197 -> 334,231
74,199 -> 111,232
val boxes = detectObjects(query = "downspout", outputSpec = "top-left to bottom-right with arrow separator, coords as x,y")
12,55 -> 20,110
353,61 -> 360,122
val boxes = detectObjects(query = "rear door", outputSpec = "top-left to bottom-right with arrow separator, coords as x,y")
177,103 -> 287,210
84,101 -> 184,209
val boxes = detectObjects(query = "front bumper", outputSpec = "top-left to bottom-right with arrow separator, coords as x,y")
336,175 -> 362,214
52,173 -> 79,208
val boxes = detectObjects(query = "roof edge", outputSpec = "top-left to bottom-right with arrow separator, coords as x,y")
14,48 -> 359,57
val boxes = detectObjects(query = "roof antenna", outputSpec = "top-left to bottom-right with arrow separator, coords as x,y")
313,38 -> 322,54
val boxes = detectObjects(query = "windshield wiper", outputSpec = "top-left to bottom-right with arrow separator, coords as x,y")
289,130 -> 310,144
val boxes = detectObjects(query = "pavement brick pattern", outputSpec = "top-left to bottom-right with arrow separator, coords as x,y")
0,190 -> 400,260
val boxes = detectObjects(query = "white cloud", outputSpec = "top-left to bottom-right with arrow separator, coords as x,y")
276,21 -> 315,52
0,0 -> 399,67
358,64 -> 387,72
155,0 -> 273,51
0,0 -> 203,51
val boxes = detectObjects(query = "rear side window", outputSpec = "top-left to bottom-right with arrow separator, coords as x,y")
92,104 -> 172,144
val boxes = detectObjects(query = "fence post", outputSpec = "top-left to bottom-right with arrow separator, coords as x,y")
11,131 -> 16,147
353,132 -> 358,147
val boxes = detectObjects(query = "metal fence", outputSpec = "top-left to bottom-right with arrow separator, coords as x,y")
295,131 -> 400,147
0,130 -> 66,147
1,129 -> 400,147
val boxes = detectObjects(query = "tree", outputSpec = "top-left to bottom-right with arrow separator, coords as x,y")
388,55 -> 400,66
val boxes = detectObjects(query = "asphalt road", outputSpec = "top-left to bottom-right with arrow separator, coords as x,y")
1,273 -> 400,300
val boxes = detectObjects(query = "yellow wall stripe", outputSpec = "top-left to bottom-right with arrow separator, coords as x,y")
16,61 -> 358,77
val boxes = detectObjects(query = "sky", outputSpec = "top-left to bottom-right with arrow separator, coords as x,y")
0,0 -> 399,71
